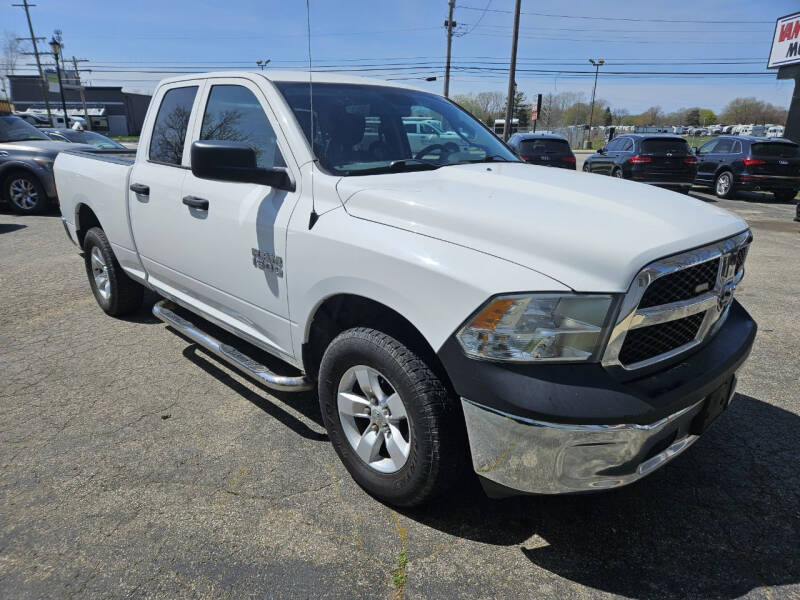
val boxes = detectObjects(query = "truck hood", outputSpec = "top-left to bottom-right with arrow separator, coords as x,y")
0,140 -> 94,155
337,162 -> 748,292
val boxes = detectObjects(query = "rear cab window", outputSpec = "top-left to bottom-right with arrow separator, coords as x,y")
148,85 -> 199,165
641,138 -> 690,156
519,138 -> 570,156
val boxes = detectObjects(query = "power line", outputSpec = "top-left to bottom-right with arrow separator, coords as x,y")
457,5 -> 774,24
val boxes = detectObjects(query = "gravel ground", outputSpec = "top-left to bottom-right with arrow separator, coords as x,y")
0,189 -> 798,600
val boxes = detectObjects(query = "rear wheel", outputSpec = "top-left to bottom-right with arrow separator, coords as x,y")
83,227 -> 144,316
612,168 -> 624,178
773,189 -> 797,203
4,172 -> 49,214
318,327 -> 465,506
714,171 -> 734,199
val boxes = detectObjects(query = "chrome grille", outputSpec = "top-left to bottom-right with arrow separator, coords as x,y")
603,230 -> 751,370
638,258 -> 720,308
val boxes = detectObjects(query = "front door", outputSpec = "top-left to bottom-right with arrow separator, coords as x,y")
695,139 -> 720,183
176,77 -> 301,361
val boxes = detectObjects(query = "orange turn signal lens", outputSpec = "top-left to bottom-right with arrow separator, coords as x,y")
469,298 -> 515,331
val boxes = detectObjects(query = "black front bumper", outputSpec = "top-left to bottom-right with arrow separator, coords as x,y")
438,300 -> 756,426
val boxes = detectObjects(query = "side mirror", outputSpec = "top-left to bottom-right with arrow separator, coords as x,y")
597,147 -> 606,154
190,140 -> 294,191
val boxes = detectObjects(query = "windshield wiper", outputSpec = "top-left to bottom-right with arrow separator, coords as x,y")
344,159 -> 442,176
459,154 -> 515,164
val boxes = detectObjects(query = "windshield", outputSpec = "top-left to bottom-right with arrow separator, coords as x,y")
60,130 -> 124,149
519,138 -> 570,156
751,142 -> 799,158
274,82 -> 518,175
641,138 -> 690,155
0,116 -> 50,143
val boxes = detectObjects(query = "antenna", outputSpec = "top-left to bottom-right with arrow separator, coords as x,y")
306,0 -> 319,230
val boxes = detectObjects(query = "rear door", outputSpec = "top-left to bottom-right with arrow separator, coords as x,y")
175,77 -> 301,360
129,81 -> 203,288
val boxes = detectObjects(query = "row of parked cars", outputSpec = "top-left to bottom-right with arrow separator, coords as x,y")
507,131 -> 799,203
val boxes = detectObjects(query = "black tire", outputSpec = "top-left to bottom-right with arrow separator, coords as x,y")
4,171 -> 49,215
773,190 -> 797,203
612,168 -> 624,178
582,162 -> 591,172
714,170 -> 735,199
83,227 -> 144,316
318,327 -> 465,507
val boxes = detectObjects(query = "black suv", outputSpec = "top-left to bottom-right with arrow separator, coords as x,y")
583,134 -> 697,193
694,136 -> 800,201
507,133 -> 576,169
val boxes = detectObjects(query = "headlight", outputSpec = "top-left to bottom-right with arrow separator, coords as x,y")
457,294 -> 614,362
33,157 -> 54,170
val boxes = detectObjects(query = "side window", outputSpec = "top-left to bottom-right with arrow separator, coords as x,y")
621,138 -> 634,152
420,123 -> 435,134
404,123 -> 417,134
732,141 -> 742,154
200,84 -> 285,168
697,140 -> 717,155
714,139 -> 734,154
149,86 -> 198,165
606,138 -> 621,151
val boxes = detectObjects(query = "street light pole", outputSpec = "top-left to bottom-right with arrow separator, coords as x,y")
586,58 -> 604,149
443,0 -> 455,98
49,37 -> 69,127
502,0 -> 522,141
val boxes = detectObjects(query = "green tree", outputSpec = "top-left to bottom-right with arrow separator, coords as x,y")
685,108 -> 700,126
514,91 -> 531,129
698,108 -> 717,125
603,106 -> 612,126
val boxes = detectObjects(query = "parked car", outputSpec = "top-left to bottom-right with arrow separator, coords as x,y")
43,128 -> 126,150
55,71 -> 755,506
583,133 -> 697,193
506,133 -> 576,169
0,115 -> 96,214
766,125 -> 785,138
694,135 -> 800,201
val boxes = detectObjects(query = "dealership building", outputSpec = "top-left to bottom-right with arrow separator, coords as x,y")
7,74 -> 151,136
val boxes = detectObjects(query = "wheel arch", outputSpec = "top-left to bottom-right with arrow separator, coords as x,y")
0,163 -> 43,201
74,203 -> 103,248
302,293 -> 451,390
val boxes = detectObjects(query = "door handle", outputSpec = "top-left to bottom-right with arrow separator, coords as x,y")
182,195 -> 209,210
130,183 -> 150,195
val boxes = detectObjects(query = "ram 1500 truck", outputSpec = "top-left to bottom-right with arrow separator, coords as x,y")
55,72 -> 756,506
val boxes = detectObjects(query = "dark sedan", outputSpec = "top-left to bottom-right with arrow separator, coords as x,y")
583,134 -> 697,193
42,128 -> 126,150
507,133 -> 576,169
694,135 -> 800,201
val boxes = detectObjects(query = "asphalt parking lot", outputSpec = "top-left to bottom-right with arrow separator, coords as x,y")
1,186 -> 798,599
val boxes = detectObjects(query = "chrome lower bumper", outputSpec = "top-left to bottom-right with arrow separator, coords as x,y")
461,379 -> 735,494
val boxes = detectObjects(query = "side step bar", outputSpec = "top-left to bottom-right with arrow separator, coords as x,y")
152,300 -> 314,392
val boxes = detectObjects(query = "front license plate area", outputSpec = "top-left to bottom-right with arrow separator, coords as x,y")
690,376 -> 735,435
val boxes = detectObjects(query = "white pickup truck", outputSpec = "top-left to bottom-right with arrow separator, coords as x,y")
55,72 -> 756,506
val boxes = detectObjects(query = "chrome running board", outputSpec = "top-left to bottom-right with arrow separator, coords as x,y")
152,300 -> 314,392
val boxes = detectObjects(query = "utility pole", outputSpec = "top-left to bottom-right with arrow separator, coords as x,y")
443,0 -> 455,98
502,0 -> 521,141
49,36 -> 68,127
71,56 -> 91,130
586,58 -> 604,149
12,0 -> 53,126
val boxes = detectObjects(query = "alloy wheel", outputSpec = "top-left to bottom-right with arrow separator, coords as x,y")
9,178 -> 39,211
337,365 -> 411,473
90,246 -> 111,301
716,173 -> 732,196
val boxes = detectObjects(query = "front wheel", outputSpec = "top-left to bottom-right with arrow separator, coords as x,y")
83,227 -> 144,316
612,168 -> 624,178
582,162 -> 591,172
318,327 -> 465,506
5,172 -> 49,214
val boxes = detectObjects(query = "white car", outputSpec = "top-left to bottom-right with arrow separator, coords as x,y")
54,71 -> 756,505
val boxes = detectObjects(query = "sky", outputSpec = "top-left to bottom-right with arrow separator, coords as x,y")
1,0 -> 797,114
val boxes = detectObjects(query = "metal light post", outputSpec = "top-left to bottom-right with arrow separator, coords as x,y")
49,36 -> 69,127
586,58 -> 604,149
256,59 -> 271,71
